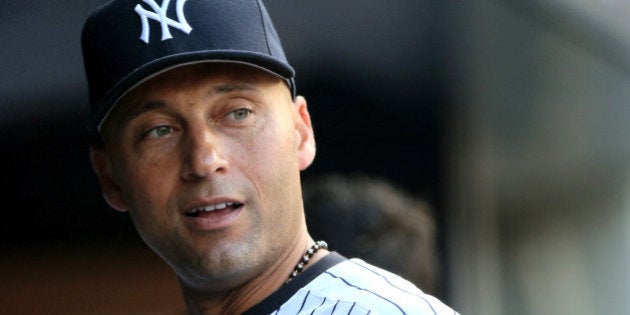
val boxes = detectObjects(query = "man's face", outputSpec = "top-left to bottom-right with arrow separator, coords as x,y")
91,63 -> 315,290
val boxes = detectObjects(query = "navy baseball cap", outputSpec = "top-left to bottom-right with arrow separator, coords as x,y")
81,0 -> 296,134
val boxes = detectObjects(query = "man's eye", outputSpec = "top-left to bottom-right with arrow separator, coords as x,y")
146,125 -> 173,138
228,108 -> 252,121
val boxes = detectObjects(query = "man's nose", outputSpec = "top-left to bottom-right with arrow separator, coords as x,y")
181,127 -> 228,181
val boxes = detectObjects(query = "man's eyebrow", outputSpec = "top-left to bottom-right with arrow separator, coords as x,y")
211,83 -> 261,95
116,100 -> 167,127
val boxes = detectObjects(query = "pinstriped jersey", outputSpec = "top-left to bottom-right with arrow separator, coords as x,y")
243,252 -> 460,315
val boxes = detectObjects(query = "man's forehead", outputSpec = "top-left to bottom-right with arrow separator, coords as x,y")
120,62 -> 278,102
118,83 -> 262,120
101,62 -> 289,133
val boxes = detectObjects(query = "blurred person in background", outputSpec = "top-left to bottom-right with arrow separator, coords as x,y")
303,173 -> 440,295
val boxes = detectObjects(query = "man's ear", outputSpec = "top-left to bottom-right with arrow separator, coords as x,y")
89,147 -> 128,212
293,96 -> 316,170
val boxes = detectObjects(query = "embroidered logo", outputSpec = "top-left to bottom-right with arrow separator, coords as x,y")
135,0 -> 192,44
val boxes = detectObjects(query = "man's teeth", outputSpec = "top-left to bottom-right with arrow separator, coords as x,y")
189,202 -> 236,214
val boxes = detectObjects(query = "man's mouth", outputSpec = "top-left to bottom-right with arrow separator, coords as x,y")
185,202 -> 244,217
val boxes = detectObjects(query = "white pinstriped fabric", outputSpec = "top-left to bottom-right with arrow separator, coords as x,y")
269,258 -> 460,315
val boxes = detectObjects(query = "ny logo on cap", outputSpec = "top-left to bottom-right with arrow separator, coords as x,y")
135,0 -> 192,44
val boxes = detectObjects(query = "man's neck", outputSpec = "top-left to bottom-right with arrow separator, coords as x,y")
180,232 -> 328,315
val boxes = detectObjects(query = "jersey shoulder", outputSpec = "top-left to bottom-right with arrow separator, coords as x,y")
274,258 -> 460,315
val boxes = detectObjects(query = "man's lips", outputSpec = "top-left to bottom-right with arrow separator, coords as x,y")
181,199 -> 244,231
184,202 -> 244,218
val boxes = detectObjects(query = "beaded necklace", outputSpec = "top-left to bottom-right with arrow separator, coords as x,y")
286,240 -> 328,283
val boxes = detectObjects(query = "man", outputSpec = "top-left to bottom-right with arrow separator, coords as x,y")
81,0 -> 460,314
